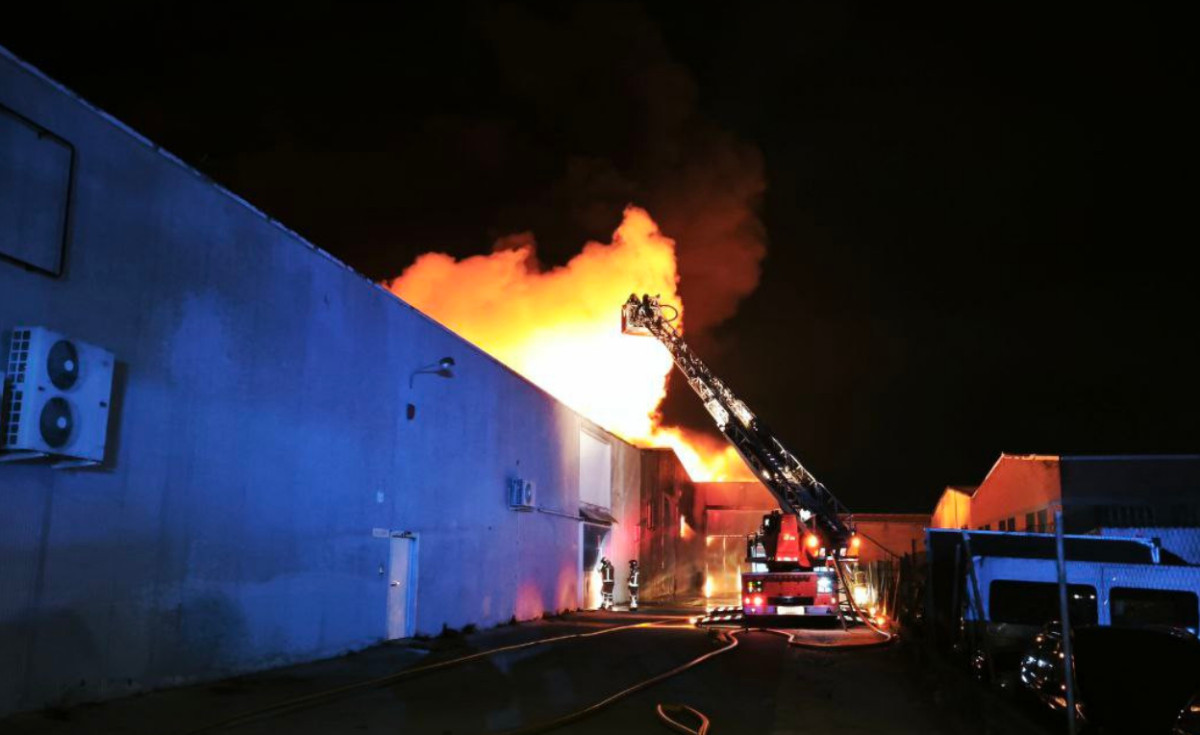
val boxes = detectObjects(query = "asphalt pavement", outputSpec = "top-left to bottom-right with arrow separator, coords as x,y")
0,608 -> 1054,735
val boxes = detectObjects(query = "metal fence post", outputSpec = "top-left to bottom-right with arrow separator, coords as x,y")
1054,509 -> 1077,735
924,530 -> 937,650
960,530 -> 995,682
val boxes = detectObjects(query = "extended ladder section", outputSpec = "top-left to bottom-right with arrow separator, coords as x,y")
621,294 -> 855,552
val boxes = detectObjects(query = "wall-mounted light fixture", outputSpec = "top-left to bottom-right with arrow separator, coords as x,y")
409,356 -> 456,389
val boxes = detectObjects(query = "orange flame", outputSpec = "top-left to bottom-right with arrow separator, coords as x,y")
385,206 -> 753,481
650,425 -> 756,482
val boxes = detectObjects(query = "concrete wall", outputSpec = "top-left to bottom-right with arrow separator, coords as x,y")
969,454 -> 1061,531
637,449 -> 696,600
851,514 -> 930,563
0,46 -> 640,716
930,486 -> 973,530
698,481 -> 775,510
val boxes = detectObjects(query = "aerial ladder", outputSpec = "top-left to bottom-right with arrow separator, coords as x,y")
622,294 -> 863,622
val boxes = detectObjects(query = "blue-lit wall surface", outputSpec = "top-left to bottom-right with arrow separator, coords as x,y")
0,46 -> 643,715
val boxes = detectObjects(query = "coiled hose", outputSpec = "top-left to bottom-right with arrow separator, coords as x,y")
501,628 -> 741,734
655,703 -> 711,735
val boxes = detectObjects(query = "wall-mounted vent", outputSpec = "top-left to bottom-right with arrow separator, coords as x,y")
1,327 -> 31,446
0,326 -> 114,468
508,477 -> 535,511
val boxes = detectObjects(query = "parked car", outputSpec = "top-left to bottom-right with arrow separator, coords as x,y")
1019,622 -> 1200,733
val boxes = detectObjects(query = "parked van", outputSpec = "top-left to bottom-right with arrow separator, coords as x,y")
961,555 -> 1200,675
967,556 -> 1200,629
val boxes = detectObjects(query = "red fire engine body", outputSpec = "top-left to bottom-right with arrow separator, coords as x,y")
741,512 -> 860,620
622,295 -> 860,622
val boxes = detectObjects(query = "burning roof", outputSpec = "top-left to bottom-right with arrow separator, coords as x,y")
385,206 -> 753,481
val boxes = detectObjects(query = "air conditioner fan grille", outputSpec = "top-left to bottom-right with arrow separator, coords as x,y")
2,329 -> 33,447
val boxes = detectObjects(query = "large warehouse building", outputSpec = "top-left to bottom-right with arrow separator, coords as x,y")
0,45 -> 668,716
0,42 -> 943,719
930,453 -> 1200,562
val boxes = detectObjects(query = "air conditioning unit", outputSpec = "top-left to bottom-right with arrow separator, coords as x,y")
508,477 -> 535,510
1,326 -> 115,467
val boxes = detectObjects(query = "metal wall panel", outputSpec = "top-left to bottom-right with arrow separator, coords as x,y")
0,104 -> 73,275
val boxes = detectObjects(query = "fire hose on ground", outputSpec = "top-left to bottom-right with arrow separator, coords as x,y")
519,607 -> 893,735
503,627 -> 741,735
180,617 -> 678,734
516,594 -> 896,735
184,617 -> 740,735
655,703 -> 711,735
185,593 -> 891,735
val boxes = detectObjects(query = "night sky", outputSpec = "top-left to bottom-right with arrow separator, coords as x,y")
5,4 -> 1197,512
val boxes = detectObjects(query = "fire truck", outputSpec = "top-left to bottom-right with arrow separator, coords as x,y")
621,294 -> 861,623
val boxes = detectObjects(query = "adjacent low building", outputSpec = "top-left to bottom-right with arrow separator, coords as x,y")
925,457 -> 1200,663
929,454 -> 1200,567
930,484 -> 975,530
932,453 -> 1200,535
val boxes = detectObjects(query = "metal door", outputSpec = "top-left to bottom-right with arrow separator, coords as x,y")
388,533 -> 417,639
581,522 -> 610,609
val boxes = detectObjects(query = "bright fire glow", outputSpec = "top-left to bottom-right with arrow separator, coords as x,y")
385,206 -> 754,481
651,425 -> 755,481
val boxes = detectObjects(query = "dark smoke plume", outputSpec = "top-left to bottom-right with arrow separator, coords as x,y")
479,2 -> 767,333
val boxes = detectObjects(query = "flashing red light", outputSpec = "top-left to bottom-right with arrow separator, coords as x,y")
744,596 -> 752,606
805,533 -> 820,550
752,595 -> 764,607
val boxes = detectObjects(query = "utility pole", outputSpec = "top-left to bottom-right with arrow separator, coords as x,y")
1054,509 -> 1077,735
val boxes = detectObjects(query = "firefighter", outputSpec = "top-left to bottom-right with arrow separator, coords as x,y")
627,559 -> 640,610
599,557 -> 615,610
